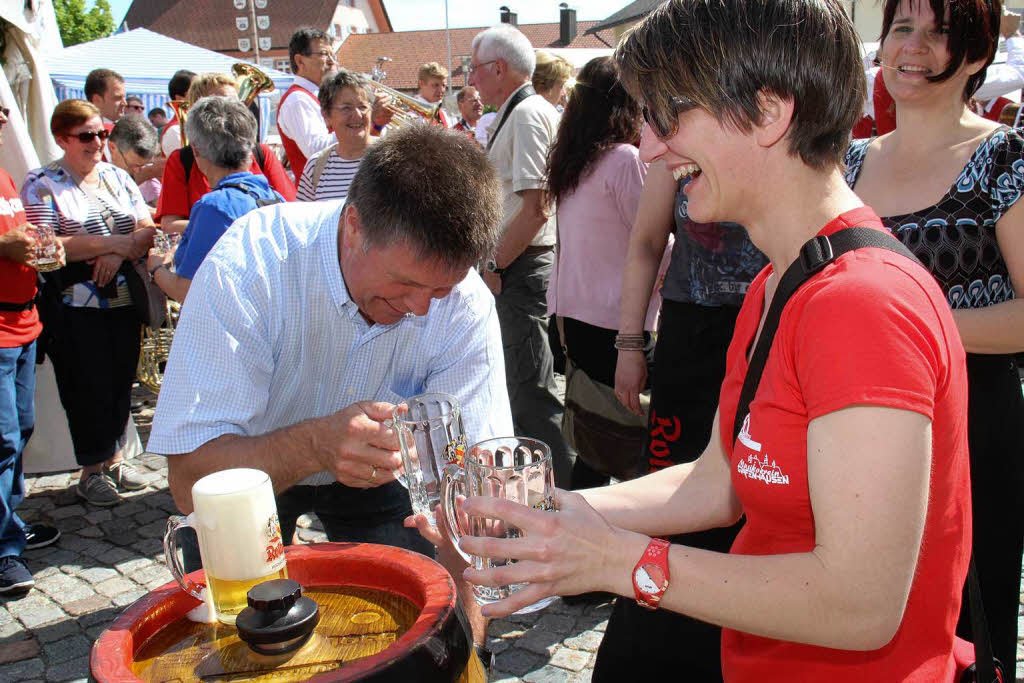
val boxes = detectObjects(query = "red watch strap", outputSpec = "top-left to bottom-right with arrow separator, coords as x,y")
632,537 -> 671,610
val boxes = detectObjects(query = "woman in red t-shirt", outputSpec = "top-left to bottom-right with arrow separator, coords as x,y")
417,2 -> 974,681
155,72 -> 294,233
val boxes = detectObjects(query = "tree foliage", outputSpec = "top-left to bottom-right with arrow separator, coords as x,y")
54,0 -> 115,47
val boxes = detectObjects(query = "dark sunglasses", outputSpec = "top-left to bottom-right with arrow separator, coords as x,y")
642,95 -> 699,140
69,129 -> 110,143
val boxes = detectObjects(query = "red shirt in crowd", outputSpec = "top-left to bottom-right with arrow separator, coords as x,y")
0,168 -> 41,347
154,143 -> 295,222
717,208 -> 971,681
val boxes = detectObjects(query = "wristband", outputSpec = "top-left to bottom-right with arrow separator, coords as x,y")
148,263 -> 165,279
632,537 -> 671,610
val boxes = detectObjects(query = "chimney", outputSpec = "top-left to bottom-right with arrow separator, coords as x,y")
559,3 -> 577,45
500,6 -> 518,26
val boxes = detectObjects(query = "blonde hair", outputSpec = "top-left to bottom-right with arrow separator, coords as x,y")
532,51 -> 574,95
186,72 -> 238,106
418,62 -> 448,82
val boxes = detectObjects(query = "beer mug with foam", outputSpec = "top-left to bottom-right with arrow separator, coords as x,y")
393,392 -> 466,524
441,436 -> 556,613
163,468 -> 287,624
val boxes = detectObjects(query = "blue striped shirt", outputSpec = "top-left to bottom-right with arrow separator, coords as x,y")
148,199 -> 512,486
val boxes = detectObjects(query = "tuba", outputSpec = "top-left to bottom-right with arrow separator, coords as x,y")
233,62 -> 275,107
367,80 -> 444,128
137,300 -> 180,394
167,99 -> 190,147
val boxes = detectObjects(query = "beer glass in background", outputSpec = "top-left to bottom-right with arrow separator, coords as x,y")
152,229 -> 180,257
441,436 -> 556,613
26,222 -> 60,272
163,468 -> 288,625
393,392 -> 467,525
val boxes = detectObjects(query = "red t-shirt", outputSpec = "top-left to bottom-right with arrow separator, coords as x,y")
154,143 -> 295,222
0,168 -> 41,347
717,208 -> 970,681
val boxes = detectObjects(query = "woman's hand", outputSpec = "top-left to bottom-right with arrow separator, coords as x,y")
108,234 -> 140,260
129,228 -> 155,260
614,349 -> 648,415
92,253 -> 124,287
459,489 -> 626,617
146,248 -> 172,275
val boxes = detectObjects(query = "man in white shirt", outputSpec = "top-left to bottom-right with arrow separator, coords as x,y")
276,28 -> 339,177
85,69 -> 126,162
148,125 -> 511,557
160,69 -> 196,158
469,26 -> 572,486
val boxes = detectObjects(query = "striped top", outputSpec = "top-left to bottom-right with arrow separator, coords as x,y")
296,146 -> 363,202
21,162 -> 149,308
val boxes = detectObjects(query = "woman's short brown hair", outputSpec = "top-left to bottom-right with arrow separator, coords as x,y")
533,51 -> 574,94
50,99 -> 101,138
615,0 -> 865,170
186,72 -> 238,107
879,0 -> 1000,101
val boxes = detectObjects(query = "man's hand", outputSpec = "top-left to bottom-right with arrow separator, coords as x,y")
371,92 -> 396,128
146,248 -> 172,275
92,253 -> 124,287
313,401 -> 404,488
0,226 -> 37,265
482,270 -> 502,296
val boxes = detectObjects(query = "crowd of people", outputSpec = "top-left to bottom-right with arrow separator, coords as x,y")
0,0 -> 1022,680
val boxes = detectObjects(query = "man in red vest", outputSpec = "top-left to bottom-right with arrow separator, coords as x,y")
277,28 -> 339,178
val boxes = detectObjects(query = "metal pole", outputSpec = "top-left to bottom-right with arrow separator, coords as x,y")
250,0 -> 260,63
445,0 -> 452,89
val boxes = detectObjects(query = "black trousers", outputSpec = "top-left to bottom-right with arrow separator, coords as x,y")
593,300 -> 741,683
48,306 -> 140,467
955,353 -> 1024,672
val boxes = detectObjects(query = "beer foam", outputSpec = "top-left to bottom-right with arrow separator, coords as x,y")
191,469 -> 285,581
185,586 -> 217,623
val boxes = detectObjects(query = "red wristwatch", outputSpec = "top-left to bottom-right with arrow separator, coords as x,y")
632,537 -> 671,610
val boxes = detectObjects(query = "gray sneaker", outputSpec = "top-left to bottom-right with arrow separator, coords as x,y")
104,460 -> 149,491
76,473 -> 121,507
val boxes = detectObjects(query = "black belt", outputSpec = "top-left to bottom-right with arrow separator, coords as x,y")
0,299 -> 35,312
522,244 -> 554,256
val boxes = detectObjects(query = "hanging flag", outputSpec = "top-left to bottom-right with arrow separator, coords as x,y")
233,0 -> 246,9
256,15 -> 270,30
236,16 -> 249,31
258,36 -> 272,51
238,38 -> 252,52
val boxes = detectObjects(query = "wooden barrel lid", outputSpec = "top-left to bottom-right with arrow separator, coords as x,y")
91,543 -> 476,682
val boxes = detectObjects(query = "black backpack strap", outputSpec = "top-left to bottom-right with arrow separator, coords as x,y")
0,299 -> 35,312
254,143 -> 266,172
180,145 -> 195,184
731,226 -> 918,443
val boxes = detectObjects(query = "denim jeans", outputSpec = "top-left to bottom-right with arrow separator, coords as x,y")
0,341 -> 35,559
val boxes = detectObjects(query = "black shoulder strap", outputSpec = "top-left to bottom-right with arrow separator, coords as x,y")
728,227 -> 1000,683
486,84 -> 536,152
219,181 -> 282,208
254,143 -> 266,172
180,145 -> 195,184
731,226 -> 917,443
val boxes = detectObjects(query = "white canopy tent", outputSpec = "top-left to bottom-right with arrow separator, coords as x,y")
46,28 -> 294,140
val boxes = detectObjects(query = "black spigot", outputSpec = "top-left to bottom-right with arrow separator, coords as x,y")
235,578 -> 320,656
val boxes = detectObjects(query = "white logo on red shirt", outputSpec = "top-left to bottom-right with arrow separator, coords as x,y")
0,196 -> 23,217
737,454 -> 790,486
738,413 -> 761,452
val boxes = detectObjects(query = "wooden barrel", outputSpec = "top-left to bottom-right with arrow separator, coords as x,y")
91,543 -> 482,682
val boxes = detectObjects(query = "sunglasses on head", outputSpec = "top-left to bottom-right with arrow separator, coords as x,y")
69,129 -> 110,143
642,95 -> 699,140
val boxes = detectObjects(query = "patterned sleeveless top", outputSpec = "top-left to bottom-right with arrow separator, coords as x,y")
844,127 -> 1024,310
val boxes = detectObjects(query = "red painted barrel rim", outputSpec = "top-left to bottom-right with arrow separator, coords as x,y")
91,543 -> 461,682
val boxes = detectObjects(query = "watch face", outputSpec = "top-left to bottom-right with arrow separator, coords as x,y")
635,563 -> 666,594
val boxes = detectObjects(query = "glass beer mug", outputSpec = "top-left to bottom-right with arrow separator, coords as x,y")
441,436 -> 556,613
163,468 -> 288,624
393,392 -> 467,525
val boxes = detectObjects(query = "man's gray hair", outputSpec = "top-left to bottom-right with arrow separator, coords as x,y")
472,25 -> 536,77
108,115 -> 159,159
185,96 -> 256,169
319,69 -> 373,112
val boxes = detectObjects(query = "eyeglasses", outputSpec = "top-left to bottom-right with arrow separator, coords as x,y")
309,50 -> 336,62
328,104 -> 370,117
68,129 -> 111,143
469,60 -> 497,75
127,104 -> 145,111
642,95 -> 699,140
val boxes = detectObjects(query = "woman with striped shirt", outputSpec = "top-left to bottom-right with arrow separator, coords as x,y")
21,100 -> 154,508
296,70 -> 373,202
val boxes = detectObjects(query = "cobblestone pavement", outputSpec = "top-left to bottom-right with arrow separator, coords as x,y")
0,391 -> 1021,682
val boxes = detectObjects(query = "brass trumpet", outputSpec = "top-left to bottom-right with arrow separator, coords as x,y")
368,80 -> 444,128
233,62 -> 275,107
137,300 -> 180,394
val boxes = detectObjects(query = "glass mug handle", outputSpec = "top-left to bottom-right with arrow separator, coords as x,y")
163,514 -> 205,601
440,464 -> 473,564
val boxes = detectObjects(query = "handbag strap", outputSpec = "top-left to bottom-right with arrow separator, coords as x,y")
728,225 -> 998,682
